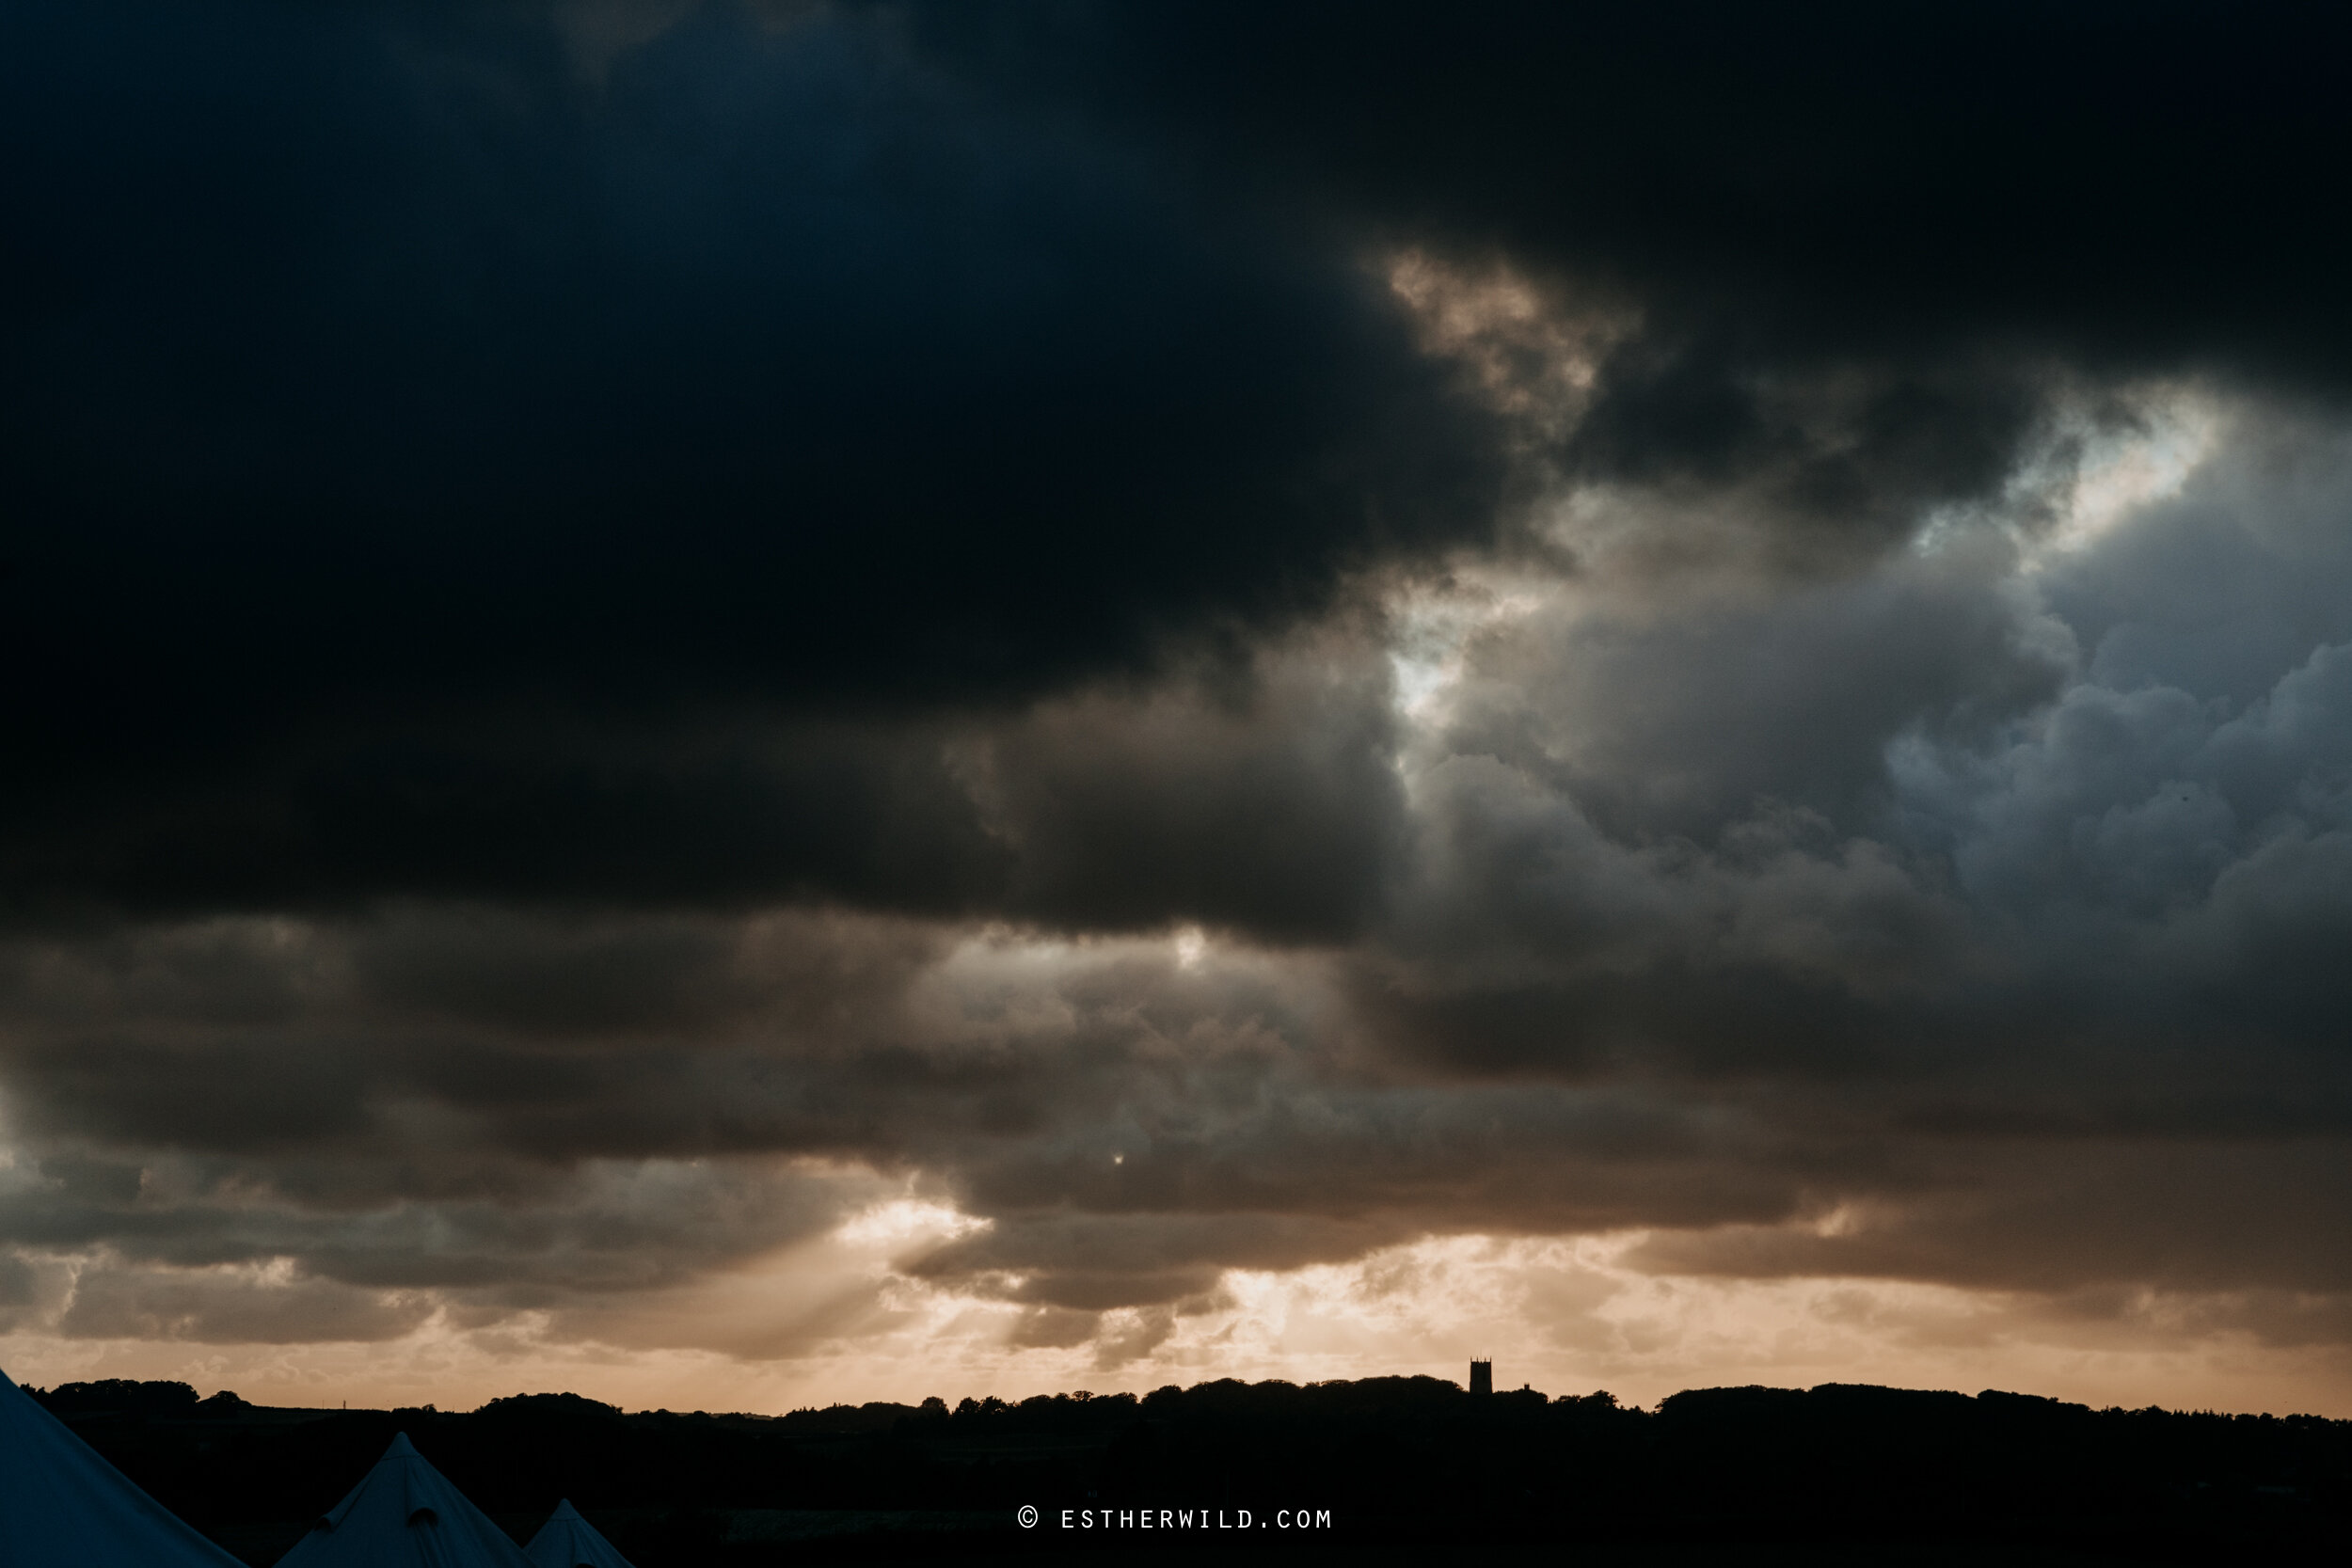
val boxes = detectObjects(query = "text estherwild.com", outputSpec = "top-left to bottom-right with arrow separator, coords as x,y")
1020,1505 -> 1334,1530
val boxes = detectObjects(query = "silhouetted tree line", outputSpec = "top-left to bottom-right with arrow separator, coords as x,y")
24,1376 -> 2350,1563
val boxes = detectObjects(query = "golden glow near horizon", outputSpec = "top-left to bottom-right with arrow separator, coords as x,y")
8,1200 -> 2348,1418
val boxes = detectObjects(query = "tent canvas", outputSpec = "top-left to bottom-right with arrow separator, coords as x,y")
0,1363 -> 246,1567
524,1499 -> 636,1568
278,1431 -> 535,1567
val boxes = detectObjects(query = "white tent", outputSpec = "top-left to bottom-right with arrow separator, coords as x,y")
277,1431 -> 535,1567
524,1499 -> 637,1568
0,1363 -> 246,1567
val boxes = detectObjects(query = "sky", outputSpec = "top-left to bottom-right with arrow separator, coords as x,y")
5,1 -> 2352,1417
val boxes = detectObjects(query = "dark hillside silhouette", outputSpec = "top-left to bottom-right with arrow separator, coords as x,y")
25,1377 -> 2348,1564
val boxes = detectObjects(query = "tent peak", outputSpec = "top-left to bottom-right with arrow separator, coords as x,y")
525,1498 -> 635,1568
282,1425 -> 532,1566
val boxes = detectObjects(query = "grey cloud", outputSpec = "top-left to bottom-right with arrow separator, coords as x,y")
2045,410 -> 2352,705
1434,542 -> 2068,846
288,1161 -> 866,1296
11,1036 -> 379,1153
0,1252 -> 40,1309
974,637 -> 1409,940
0,897 -> 1839,1316
0,1149 -> 875,1354
1007,1306 -> 1101,1349
1091,1307 -> 1179,1368
0,1254 -> 77,1335
55,1262 -> 434,1345
1629,1137 -> 2352,1300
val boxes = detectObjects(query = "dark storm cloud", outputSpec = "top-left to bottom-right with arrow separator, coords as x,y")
904,2 -> 2352,588
918,3 -> 2352,379
8,0 -> 2352,1362
19,3 -> 2349,927
0,0 -> 1494,925
0,634 -> 1407,940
